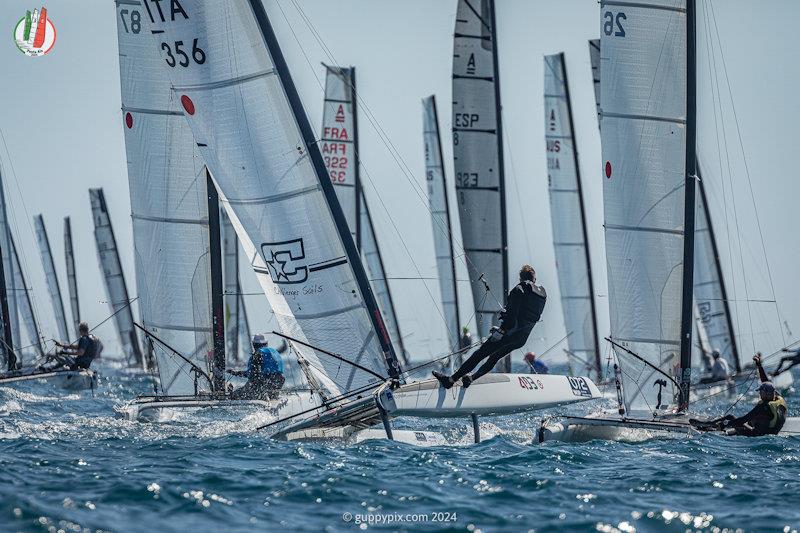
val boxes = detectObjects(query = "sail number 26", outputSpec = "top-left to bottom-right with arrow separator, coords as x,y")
603,11 -> 626,37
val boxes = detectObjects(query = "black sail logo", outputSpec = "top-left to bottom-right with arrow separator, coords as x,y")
261,238 -> 308,285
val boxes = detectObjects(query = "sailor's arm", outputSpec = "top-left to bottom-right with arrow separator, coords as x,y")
499,287 -> 521,332
753,354 -> 769,383
731,404 -> 760,426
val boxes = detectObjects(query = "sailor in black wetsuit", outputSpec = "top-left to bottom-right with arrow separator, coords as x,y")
50,322 -> 97,371
433,265 -> 546,389
693,354 -> 788,437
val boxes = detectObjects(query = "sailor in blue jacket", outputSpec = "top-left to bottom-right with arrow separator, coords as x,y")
228,334 -> 285,400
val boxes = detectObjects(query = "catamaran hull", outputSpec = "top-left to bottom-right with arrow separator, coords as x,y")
116,390 -> 322,422
380,374 -> 602,417
0,369 -> 97,391
539,412 -> 697,443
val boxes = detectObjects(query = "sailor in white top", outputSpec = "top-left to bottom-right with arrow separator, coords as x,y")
711,350 -> 730,381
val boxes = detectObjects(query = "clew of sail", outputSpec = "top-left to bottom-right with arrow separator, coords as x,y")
423,95 -> 461,353
452,0 -> 508,354
544,53 -> 601,381
602,0 -> 693,412
588,39 -> 601,128
63,216 -> 80,336
142,0 -> 401,397
89,188 -> 143,368
693,168 -> 740,373
33,214 -> 69,343
115,0 -> 214,391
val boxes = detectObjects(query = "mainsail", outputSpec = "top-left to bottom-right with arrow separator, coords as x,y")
423,95 -> 461,352
0,168 -> 19,354
142,0 -> 401,397
452,0 -> 508,371
694,166 -> 740,373
544,52 -> 601,380
33,214 -> 69,343
89,188 -> 143,367
115,0 -> 214,392
588,39 -> 601,127
602,0 -> 696,411
63,216 -> 80,335
319,64 -> 408,366
11,236 -> 44,357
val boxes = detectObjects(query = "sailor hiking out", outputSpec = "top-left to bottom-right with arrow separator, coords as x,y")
772,347 -> 800,378
227,334 -> 285,400
433,265 -> 546,389
692,354 -> 788,437
44,322 -> 98,371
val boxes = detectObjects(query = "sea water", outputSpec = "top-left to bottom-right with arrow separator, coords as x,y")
0,366 -> 798,532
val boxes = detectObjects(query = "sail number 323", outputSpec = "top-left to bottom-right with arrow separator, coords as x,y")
603,11 -> 626,37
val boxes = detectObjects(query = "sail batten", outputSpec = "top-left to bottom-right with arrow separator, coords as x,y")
544,52 -> 601,381
89,188 -> 143,367
423,95 -> 461,352
142,0 -> 401,396
34,215 -> 69,343
601,0 -> 695,412
452,0 -> 508,370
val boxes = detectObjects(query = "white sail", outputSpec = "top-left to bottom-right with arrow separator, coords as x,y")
319,64 -> 407,365
321,65 -> 359,248
694,172 -> 739,372
0,169 -> 19,353
63,216 -> 80,336
423,95 -> 461,352
544,53 -> 601,380
602,0 -> 691,411
89,188 -> 143,367
142,0 -> 401,397
588,39 -> 601,127
33,215 -> 69,342
115,0 -> 214,392
452,0 -> 508,347
222,209 -> 244,364
11,236 -> 44,357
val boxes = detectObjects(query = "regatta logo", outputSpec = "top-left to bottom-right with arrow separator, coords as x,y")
14,7 -> 56,57
568,376 -> 592,397
261,238 -> 309,285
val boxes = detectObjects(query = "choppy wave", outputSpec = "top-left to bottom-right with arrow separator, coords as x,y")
0,366 -> 797,532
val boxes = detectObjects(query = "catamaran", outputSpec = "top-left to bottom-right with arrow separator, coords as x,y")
131,0 -> 602,444
543,52 -> 603,384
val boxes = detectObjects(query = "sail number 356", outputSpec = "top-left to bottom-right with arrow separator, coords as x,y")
161,39 -> 206,67
603,11 -> 626,37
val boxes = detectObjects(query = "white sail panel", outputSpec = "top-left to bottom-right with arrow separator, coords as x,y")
544,53 -> 600,380
63,216 -> 80,336
11,236 -> 44,357
423,95 -> 460,351
222,209 -> 243,364
694,176 -> 739,372
0,169 -> 19,353
115,0 -> 214,392
143,0 -> 399,396
33,215 -> 69,342
452,0 -> 507,340
359,198 -> 408,365
602,0 -> 688,411
321,65 -> 358,247
589,39 -> 601,127
90,189 -> 143,367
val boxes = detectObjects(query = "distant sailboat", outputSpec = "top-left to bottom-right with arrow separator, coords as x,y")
543,52 -> 602,382
63,216 -> 81,336
320,64 -> 409,367
452,0 -> 510,371
423,95 -> 462,360
11,236 -> 44,358
34,214 -> 70,344
89,188 -> 143,368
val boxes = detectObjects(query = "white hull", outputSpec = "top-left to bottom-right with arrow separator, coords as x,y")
380,373 -> 602,417
0,369 -> 97,391
539,411 -> 697,443
116,390 -> 322,422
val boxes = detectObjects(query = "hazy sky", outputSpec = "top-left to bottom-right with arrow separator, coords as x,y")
0,0 -> 798,366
